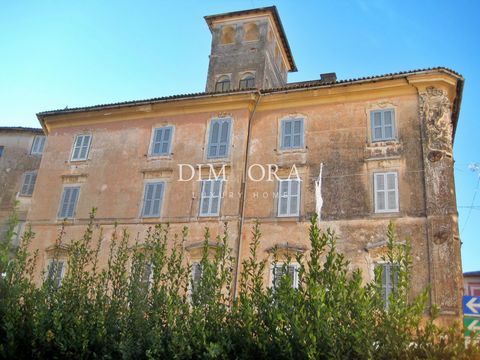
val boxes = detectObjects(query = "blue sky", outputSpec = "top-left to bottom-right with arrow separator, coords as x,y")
0,1 -> 478,271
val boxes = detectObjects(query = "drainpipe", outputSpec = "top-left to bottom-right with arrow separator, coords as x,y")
233,91 -> 261,297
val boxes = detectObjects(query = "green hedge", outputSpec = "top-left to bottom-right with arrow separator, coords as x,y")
0,209 -> 478,359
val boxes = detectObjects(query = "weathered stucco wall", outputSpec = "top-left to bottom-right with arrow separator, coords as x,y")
29,70 -> 463,324
0,129 -> 43,240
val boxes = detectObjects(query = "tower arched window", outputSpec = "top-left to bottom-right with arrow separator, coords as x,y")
239,73 -> 255,89
215,75 -> 231,92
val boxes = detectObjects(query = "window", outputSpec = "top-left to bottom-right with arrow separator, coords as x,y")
31,135 -> 46,155
0,146 -> 4,157
376,263 -> 399,309
277,179 -> 301,217
141,182 -> 165,218
272,263 -> 299,290
215,76 -> 231,92
20,171 -> 37,196
47,259 -> 66,287
12,221 -> 25,248
199,179 -> 223,216
207,118 -> 232,158
58,186 -> 80,219
71,134 -> 92,161
150,126 -> 173,156
190,262 -> 202,295
374,172 -> 399,213
141,262 -> 154,287
281,118 -> 304,149
371,109 -> 396,142
239,73 -> 255,89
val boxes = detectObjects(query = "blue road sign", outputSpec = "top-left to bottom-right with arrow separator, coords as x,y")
463,296 -> 480,316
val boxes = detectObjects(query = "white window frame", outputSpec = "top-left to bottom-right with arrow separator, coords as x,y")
57,186 -> 81,219
70,134 -> 92,161
375,262 -> 399,309
46,259 -> 66,287
370,109 -> 396,142
271,262 -> 300,290
280,118 -> 304,150
31,135 -> 46,155
149,126 -> 174,157
19,171 -> 37,197
140,181 -> 165,218
373,172 -> 399,213
199,179 -> 224,217
277,179 -> 301,217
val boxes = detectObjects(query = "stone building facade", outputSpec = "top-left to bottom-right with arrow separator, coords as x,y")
30,7 -> 464,322
0,127 -> 45,245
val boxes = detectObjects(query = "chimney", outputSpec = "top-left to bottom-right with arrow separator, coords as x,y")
320,72 -> 337,84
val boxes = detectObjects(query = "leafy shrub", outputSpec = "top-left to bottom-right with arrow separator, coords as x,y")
0,209 -> 478,359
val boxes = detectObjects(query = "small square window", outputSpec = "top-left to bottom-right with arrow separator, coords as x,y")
199,179 -> 223,216
371,109 -> 396,142
71,134 -> 92,161
277,179 -> 301,217
374,172 -> 399,213
31,135 -> 46,155
280,118 -> 304,149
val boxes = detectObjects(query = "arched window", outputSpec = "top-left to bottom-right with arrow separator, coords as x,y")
243,23 -> 259,41
215,75 -> 231,92
220,26 -> 235,44
239,73 -> 255,89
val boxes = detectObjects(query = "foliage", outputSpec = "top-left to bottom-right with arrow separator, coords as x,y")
0,210 -> 478,359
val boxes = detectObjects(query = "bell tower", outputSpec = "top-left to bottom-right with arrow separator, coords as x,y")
204,6 -> 297,92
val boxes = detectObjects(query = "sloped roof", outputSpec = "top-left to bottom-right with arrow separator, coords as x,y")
0,126 -> 44,134
37,67 -> 463,117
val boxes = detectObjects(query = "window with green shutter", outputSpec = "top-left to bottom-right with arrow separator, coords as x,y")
207,118 -> 231,158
